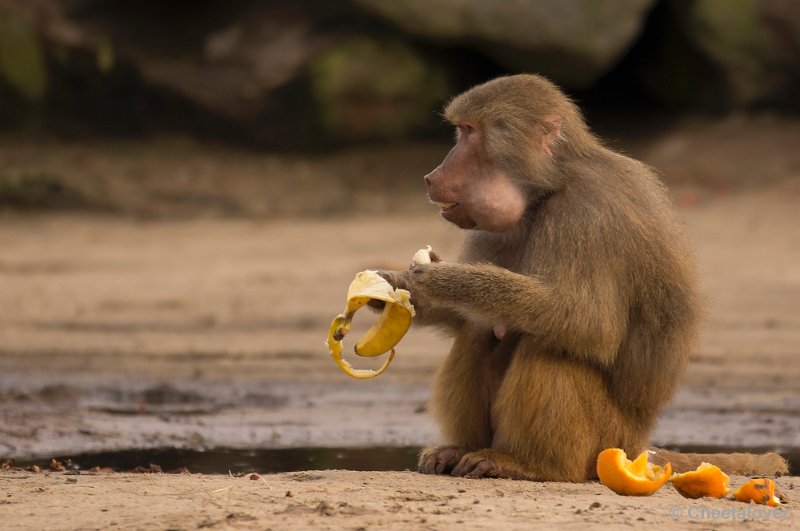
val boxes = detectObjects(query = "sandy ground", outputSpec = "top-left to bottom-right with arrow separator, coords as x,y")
1,470 -> 797,530
1,122 -> 799,528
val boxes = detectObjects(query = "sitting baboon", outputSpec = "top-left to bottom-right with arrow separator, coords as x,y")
380,74 -> 787,480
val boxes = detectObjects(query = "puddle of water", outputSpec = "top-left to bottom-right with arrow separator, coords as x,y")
15,445 -> 797,475
19,447 -> 421,475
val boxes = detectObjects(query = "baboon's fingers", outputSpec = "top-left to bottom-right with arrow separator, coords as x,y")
418,446 -> 464,475
452,453 -> 499,478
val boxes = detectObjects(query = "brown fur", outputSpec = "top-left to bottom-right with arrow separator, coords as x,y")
650,449 -> 789,476
383,74 -> 788,481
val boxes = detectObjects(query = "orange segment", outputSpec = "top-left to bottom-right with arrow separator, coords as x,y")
596,448 -> 672,496
733,478 -> 780,507
669,462 -> 730,499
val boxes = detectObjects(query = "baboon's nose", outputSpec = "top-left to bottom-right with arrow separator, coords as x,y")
423,167 -> 439,187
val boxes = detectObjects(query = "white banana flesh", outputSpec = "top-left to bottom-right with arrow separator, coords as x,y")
412,245 -> 433,265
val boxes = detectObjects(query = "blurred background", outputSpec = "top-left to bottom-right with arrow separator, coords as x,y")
0,0 -> 798,472
1,0 -> 800,213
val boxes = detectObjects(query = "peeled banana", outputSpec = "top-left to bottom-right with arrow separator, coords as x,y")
326,270 -> 415,379
412,245 -> 433,266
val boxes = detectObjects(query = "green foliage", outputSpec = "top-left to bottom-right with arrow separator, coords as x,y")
96,38 -> 116,73
688,0 -> 767,104
0,8 -> 47,102
309,37 -> 450,141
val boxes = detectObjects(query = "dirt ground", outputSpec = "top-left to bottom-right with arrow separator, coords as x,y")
1,470 -> 797,530
1,117 -> 799,529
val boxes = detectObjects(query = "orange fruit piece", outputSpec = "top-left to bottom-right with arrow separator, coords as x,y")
733,478 -> 780,507
596,448 -> 672,496
669,462 -> 730,499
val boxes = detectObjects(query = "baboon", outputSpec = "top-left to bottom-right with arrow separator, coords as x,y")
380,74 -> 788,481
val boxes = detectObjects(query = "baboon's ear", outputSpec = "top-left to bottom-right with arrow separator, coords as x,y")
542,114 -> 563,157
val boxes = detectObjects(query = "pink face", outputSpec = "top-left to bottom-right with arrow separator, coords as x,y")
424,125 -> 528,232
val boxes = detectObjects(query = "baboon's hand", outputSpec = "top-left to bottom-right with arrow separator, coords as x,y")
376,268 -> 433,312
376,269 -> 412,292
366,269 -> 411,311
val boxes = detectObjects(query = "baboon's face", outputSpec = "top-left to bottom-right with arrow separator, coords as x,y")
424,124 -> 527,233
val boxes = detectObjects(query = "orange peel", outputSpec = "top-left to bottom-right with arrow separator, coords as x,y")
596,448 -> 671,496
669,462 -> 730,499
733,478 -> 780,507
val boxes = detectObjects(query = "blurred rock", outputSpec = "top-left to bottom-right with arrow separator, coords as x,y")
1,0 -> 452,145
1,0 -> 798,145
649,0 -> 800,108
42,1 -> 329,123
353,0 -> 657,87
309,37 -> 450,142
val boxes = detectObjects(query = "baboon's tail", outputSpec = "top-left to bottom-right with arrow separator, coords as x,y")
649,448 -> 788,476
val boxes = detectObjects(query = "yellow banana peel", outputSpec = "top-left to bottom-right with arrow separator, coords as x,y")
326,269 -> 415,379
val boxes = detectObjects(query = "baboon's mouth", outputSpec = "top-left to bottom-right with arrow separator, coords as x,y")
434,202 -> 458,211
